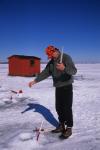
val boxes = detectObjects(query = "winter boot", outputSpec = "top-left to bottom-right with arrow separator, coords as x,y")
51,123 -> 65,133
59,127 -> 72,139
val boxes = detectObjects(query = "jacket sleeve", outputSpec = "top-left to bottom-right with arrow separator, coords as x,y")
35,63 -> 51,83
63,54 -> 77,75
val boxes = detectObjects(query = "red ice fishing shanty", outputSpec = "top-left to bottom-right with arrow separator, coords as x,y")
8,55 -> 41,77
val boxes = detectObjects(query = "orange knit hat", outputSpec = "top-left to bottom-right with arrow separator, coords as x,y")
45,45 -> 57,59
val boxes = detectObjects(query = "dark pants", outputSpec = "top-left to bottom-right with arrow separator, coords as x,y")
55,84 -> 73,127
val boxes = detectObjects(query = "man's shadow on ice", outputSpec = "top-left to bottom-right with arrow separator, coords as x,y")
21,103 -> 59,127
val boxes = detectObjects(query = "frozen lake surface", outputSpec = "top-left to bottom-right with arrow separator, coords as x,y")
0,63 -> 100,150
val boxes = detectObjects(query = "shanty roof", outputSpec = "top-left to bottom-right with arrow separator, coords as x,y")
8,55 -> 41,60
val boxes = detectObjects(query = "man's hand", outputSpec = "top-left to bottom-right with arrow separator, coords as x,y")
56,63 -> 65,71
29,80 -> 37,88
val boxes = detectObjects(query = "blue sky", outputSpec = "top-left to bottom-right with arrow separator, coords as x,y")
0,0 -> 100,62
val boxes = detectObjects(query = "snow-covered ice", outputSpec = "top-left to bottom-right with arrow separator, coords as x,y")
19,132 -> 34,141
0,63 -> 100,150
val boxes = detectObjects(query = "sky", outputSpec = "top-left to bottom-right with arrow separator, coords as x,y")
0,0 -> 100,62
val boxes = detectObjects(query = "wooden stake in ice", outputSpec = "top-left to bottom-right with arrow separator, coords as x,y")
36,121 -> 44,141
60,47 -> 63,63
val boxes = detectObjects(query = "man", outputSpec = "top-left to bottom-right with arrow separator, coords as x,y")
29,45 -> 77,139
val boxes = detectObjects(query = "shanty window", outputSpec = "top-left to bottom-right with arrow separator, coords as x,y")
30,59 -> 35,66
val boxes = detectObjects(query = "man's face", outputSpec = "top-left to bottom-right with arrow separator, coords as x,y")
52,51 -> 59,59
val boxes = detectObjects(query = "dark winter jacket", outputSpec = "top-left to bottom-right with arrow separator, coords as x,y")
35,53 -> 77,87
